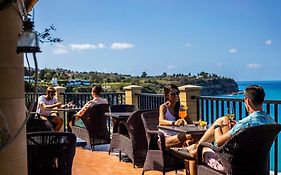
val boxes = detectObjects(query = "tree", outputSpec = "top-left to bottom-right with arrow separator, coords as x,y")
141,71 -> 147,78
162,72 -> 167,77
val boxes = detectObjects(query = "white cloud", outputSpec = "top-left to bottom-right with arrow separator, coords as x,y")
70,44 -> 97,51
229,48 -> 238,54
97,43 -> 106,49
167,65 -> 176,69
185,43 -> 192,47
111,42 -> 134,49
265,39 -> 272,45
53,44 -> 68,54
246,63 -> 263,69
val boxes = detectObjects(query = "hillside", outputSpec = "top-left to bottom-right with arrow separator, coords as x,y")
25,68 -> 239,96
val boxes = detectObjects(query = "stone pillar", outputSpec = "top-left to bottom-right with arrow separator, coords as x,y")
54,86 -> 66,132
123,85 -> 142,108
179,85 -> 202,121
0,6 -> 28,175
54,86 -> 66,104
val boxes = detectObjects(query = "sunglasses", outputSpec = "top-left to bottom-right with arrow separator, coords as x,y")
48,91 -> 55,96
170,92 -> 179,96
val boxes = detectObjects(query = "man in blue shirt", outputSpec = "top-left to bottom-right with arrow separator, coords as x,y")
186,85 -> 275,174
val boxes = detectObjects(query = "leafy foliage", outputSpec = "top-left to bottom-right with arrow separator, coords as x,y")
37,25 -> 62,43
24,67 -> 239,95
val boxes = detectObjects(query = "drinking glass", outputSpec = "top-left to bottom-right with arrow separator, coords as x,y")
179,105 -> 188,119
226,107 -> 235,120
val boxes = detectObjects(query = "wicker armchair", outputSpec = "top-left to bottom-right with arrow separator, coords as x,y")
71,103 -> 110,150
118,109 -> 150,167
197,124 -> 281,175
26,101 -> 55,132
108,104 -> 138,155
141,111 -> 185,175
27,132 -> 76,175
26,116 -> 55,132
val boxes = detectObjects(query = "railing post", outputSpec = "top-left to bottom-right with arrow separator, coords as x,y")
54,86 -> 66,132
179,85 -> 202,121
123,85 -> 142,108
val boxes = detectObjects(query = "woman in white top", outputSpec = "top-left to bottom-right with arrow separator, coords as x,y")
159,84 -> 193,148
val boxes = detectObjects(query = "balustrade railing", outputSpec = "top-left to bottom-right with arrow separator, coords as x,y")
25,91 -> 280,173
63,92 -> 125,108
25,92 -> 125,109
194,96 -> 281,175
137,93 -> 164,110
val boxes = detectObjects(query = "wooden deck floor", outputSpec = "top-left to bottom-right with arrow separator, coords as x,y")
72,147 -> 186,175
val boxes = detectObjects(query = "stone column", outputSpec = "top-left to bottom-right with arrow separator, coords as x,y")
179,85 -> 202,121
54,86 -> 66,104
123,85 -> 142,108
0,6 -> 28,175
54,86 -> 66,132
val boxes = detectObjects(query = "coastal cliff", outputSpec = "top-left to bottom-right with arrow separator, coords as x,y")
198,78 -> 239,96
25,67 -> 239,96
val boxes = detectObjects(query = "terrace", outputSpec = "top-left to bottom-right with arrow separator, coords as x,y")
25,85 -> 281,174
0,3 -> 280,175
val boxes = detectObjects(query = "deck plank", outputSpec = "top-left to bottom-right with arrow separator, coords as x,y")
73,147 -> 186,175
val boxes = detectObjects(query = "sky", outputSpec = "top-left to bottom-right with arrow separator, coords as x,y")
29,0 -> 281,81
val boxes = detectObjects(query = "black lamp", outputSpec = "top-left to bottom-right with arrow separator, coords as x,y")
16,19 -> 41,53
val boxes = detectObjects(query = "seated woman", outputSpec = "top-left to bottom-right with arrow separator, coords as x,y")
159,84 -> 193,148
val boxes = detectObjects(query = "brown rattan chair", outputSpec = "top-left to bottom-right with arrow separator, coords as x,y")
26,116 -> 55,132
197,124 -> 281,175
27,132 -> 76,175
108,104 -> 138,155
26,102 -> 55,132
141,111 -> 185,175
118,109 -> 150,167
71,103 -> 110,150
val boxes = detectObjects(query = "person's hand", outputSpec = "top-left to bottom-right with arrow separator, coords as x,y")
174,119 -> 185,126
181,118 -> 187,125
229,120 -> 236,128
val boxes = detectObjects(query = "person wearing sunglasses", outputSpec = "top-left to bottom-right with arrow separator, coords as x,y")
185,85 -> 275,174
158,84 -> 193,148
36,86 -> 66,131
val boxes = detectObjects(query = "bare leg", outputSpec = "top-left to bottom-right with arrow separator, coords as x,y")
188,116 -> 232,173
196,116 -> 231,146
189,160 -> 196,175
165,134 -> 192,148
51,115 -> 63,131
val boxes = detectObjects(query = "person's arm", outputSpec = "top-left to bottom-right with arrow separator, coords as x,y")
159,104 -> 183,126
159,104 -> 174,126
38,96 -> 61,110
214,124 -> 231,146
76,101 -> 91,118
41,102 -> 62,109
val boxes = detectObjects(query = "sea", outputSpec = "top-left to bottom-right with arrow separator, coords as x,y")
222,80 -> 281,172
236,80 -> 281,101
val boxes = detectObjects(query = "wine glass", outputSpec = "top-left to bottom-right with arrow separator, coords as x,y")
179,105 -> 188,119
226,107 -> 235,121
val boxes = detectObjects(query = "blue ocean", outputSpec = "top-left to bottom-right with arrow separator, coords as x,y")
232,81 -> 281,172
237,80 -> 281,101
